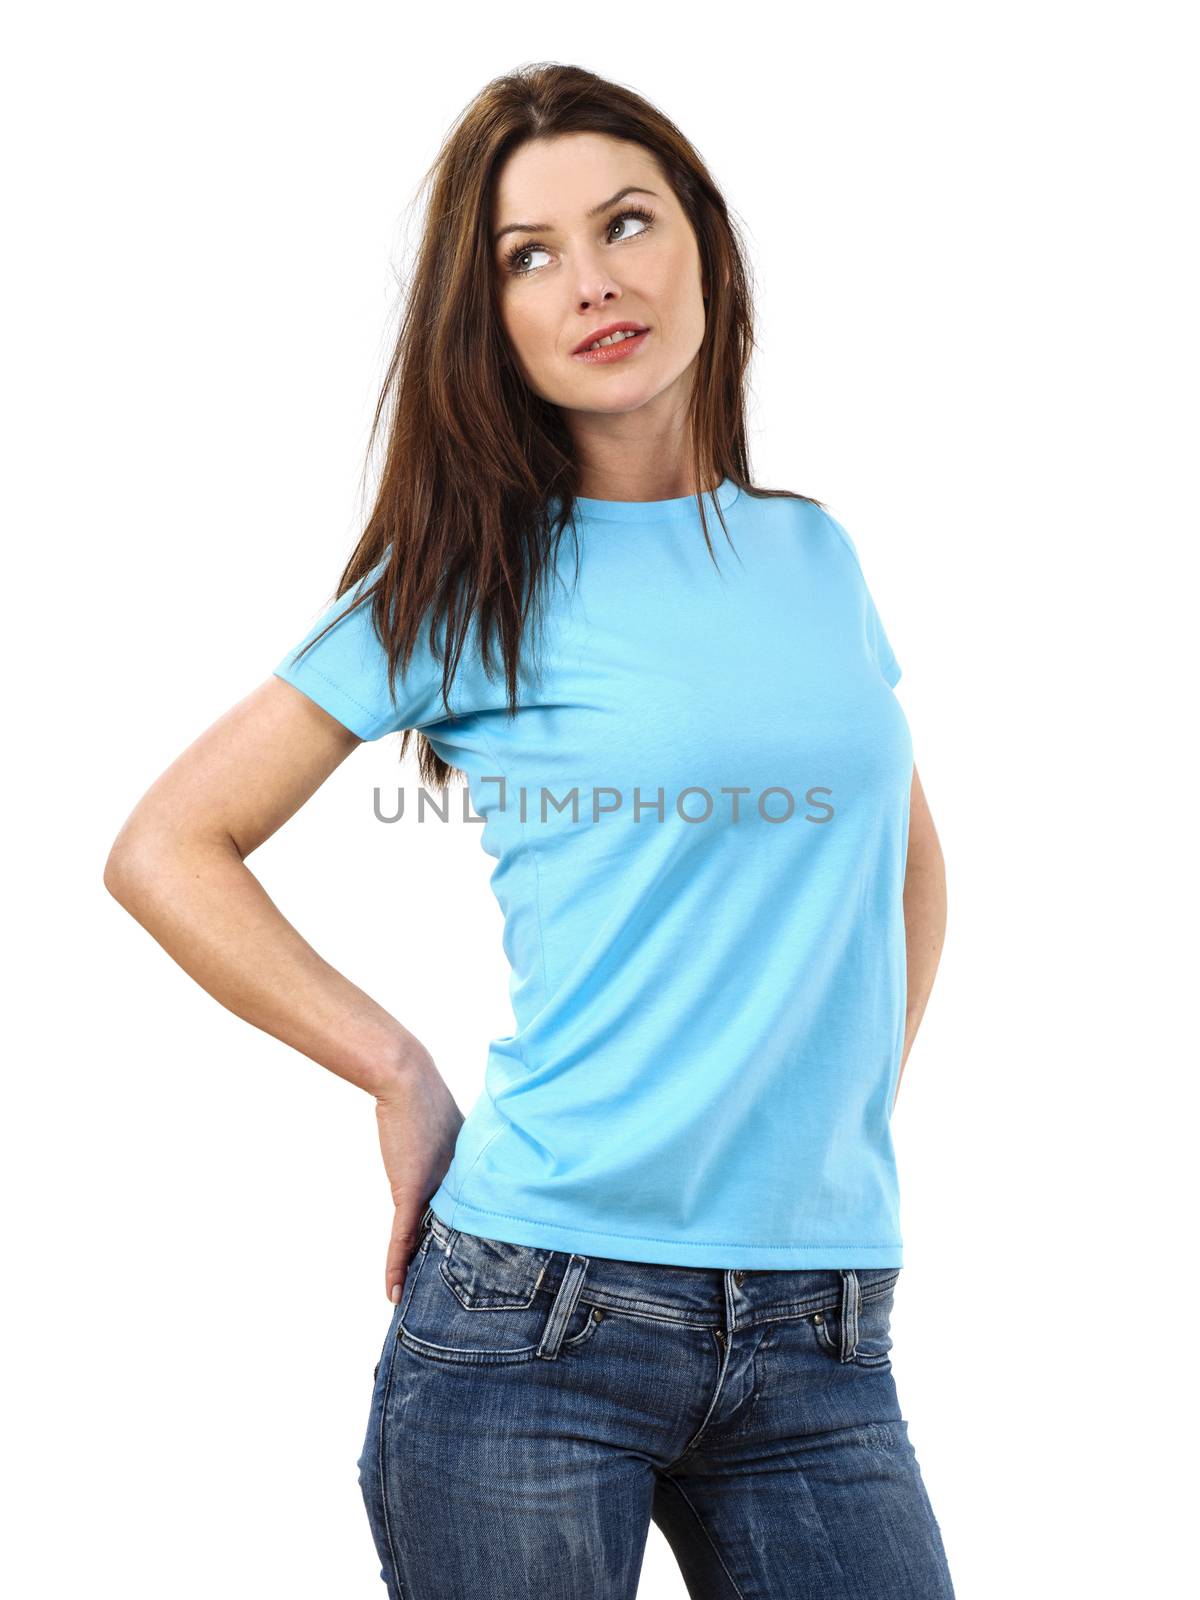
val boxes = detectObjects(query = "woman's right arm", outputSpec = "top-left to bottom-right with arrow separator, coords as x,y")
103,674 -> 464,1299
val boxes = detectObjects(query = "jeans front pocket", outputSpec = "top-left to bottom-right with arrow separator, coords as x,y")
397,1225 -> 601,1365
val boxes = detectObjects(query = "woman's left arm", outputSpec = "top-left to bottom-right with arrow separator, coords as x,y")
894,763 -> 947,1109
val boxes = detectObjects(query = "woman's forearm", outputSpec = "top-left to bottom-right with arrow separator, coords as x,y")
103,833 -> 428,1097
896,767 -> 947,1101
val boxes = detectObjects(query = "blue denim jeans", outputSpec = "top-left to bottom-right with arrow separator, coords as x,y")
358,1206 -> 955,1598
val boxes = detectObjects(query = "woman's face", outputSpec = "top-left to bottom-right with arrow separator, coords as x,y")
492,133 -> 708,441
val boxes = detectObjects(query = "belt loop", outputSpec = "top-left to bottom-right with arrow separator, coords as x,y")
840,1269 -> 861,1362
537,1254 -> 589,1361
418,1202 -> 434,1236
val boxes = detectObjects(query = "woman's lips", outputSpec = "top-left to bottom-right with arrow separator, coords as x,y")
571,330 -> 651,365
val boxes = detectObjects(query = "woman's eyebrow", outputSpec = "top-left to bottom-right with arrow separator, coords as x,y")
493,186 -> 660,245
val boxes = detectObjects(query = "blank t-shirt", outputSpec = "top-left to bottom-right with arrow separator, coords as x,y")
273,479 -> 914,1268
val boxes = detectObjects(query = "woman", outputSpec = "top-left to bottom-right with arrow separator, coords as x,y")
105,62 -> 954,1600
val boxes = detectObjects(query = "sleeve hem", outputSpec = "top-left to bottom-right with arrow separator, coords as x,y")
272,665 -> 394,741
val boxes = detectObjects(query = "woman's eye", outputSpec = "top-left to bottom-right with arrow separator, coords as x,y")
609,211 -> 650,242
504,207 -> 655,277
512,245 -> 551,274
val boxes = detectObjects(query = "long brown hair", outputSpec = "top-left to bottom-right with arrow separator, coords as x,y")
287,61 -> 823,789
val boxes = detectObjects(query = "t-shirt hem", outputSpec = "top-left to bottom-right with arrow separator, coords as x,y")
430,1186 -> 903,1271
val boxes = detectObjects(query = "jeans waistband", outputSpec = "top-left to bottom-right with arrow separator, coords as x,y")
418,1205 -> 897,1336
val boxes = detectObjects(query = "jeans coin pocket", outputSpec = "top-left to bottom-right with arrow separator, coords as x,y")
810,1274 -> 898,1369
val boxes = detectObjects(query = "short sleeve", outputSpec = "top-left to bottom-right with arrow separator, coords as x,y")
272,556 -> 449,740
820,510 -> 903,689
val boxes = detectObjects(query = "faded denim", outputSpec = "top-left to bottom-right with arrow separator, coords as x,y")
358,1207 -> 955,1598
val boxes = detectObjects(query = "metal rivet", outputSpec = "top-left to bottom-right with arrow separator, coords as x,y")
813,1313 -> 823,1324
592,1307 -> 603,1321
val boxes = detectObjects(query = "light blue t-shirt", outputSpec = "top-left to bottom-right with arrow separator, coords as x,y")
273,480 -> 913,1268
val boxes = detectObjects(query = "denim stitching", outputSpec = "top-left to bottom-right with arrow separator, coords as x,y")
376,1238 -> 436,1597
395,1310 -> 599,1365
532,1278 -> 897,1329
657,1473 -> 748,1599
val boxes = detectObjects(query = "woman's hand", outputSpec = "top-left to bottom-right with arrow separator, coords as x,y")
373,1048 -> 464,1303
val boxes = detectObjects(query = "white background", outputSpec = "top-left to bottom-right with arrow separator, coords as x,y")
5,2 -> 1196,1594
